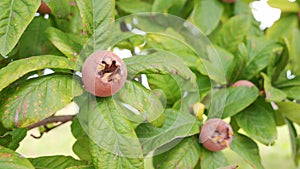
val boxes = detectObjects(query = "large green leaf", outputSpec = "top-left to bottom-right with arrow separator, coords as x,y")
0,75 -> 83,128
266,14 -> 298,40
13,16 -> 61,58
0,124 -> 27,150
152,0 -> 190,17
29,155 -> 87,169
199,146 -> 229,169
281,86 -> 300,100
82,97 -> 144,168
0,0 -> 40,55
239,38 -> 283,80
231,133 -> 264,169
286,119 -> 300,166
261,73 -> 287,102
277,102 -> 300,125
284,28 -> 300,75
189,0 -> 223,35
0,55 -> 76,92
89,140 -> 143,169
146,29 -> 198,68
153,137 -> 200,169
207,86 -> 259,119
0,146 -> 34,169
135,109 -> 200,155
75,0 -> 114,57
124,52 -> 196,82
117,0 -> 152,13
235,98 -> 277,145
268,0 -> 299,13
45,27 -> 82,60
71,117 -> 92,162
115,81 -> 165,127
196,46 -> 233,84
215,15 -> 251,53
147,74 -> 181,107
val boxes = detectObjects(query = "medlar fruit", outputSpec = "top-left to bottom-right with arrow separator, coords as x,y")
82,50 -> 127,97
232,80 -> 255,88
199,118 -> 234,152
38,1 -> 52,14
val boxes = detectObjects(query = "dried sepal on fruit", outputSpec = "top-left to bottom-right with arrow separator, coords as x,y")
199,118 -> 234,152
82,50 -> 127,97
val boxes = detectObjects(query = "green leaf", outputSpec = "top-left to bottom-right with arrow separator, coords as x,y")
71,117 -> 92,162
239,38 -> 283,80
146,29 -> 198,68
235,98 -> 277,145
284,28 -> 300,75
117,0 -> 151,13
0,75 -> 83,128
47,0 -> 70,18
199,146 -> 229,169
8,128 -> 27,150
286,119 -> 300,166
80,97 -> 144,168
29,155 -> 87,169
0,125 -> 27,150
266,14 -> 298,40
75,0 -> 114,55
89,140 -> 143,169
153,137 -> 200,169
189,0 -> 223,35
281,86 -> 300,100
277,102 -> 300,125
147,74 -> 181,107
151,0 -> 190,18
0,0 -> 40,55
136,109 -> 200,155
261,73 -> 287,102
197,46 -> 233,84
0,146 -> 34,169
268,0 -> 299,13
124,52 -> 196,82
115,81 -> 165,127
13,16 -> 61,58
275,76 -> 300,88
0,55 -> 76,92
215,15 -> 251,53
230,133 -> 264,169
67,165 -> 95,169
45,27 -> 82,60
207,86 -> 259,119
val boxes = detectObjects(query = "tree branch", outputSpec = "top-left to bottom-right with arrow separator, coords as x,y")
27,115 -> 76,130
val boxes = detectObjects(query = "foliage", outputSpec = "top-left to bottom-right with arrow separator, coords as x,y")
0,0 -> 300,168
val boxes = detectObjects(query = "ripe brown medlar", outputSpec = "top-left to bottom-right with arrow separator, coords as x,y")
232,80 -> 255,88
199,118 -> 234,152
38,1 -> 52,14
82,50 -> 127,97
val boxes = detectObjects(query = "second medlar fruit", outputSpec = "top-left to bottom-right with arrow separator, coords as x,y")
199,118 -> 234,152
82,50 -> 127,97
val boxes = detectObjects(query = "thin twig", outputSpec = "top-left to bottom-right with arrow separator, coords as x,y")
27,115 -> 76,130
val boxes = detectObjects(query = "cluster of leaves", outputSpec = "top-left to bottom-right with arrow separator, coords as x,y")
0,0 -> 300,169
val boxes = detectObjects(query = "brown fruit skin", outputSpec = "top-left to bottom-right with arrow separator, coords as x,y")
82,50 -> 127,97
199,118 -> 234,152
38,1 -> 52,14
232,80 -> 255,88
298,11 -> 300,22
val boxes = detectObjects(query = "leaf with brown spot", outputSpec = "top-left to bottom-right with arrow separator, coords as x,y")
0,75 -> 83,128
